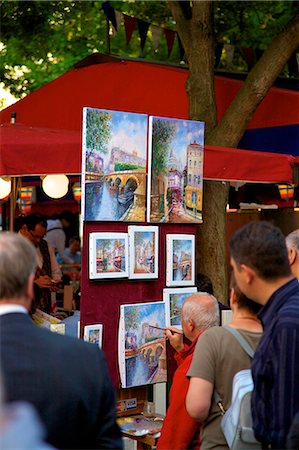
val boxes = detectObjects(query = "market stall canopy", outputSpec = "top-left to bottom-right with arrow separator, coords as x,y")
0,53 -> 297,180
0,122 -> 294,183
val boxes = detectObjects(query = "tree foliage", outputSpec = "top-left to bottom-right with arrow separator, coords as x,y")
0,1 -> 296,98
125,306 -> 141,331
152,119 -> 177,180
86,109 -> 112,162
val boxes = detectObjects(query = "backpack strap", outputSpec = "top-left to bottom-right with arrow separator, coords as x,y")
223,326 -> 255,359
213,326 -> 255,414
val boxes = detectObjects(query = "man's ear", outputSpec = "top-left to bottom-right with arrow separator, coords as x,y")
240,264 -> 255,284
188,318 -> 195,332
288,248 -> 296,266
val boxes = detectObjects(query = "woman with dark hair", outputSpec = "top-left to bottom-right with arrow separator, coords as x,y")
186,273 -> 263,450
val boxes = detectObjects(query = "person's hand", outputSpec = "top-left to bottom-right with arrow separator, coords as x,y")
34,275 -> 53,289
164,326 -> 184,352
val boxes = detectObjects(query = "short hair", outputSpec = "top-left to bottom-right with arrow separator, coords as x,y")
286,230 -> 299,252
59,210 -> 73,224
182,292 -> 220,330
69,236 -> 81,245
229,271 -> 261,315
230,221 -> 291,280
0,232 -> 37,299
196,272 -> 214,295
25,212 -> 47,231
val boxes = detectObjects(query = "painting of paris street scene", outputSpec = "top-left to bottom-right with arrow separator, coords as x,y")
163,287 -> 197,328
166,234 -> 195,287
89,232 -> 129,279
118,302 -> 167,388
128,226 -> 159,279
82,108 -> 147,222
147,116 -> 205,223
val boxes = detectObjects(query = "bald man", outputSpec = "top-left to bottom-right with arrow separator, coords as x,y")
157,293 -> 220,450
286,229 -> 299,280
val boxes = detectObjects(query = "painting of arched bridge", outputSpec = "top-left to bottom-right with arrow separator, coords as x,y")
82,108 -> 147,222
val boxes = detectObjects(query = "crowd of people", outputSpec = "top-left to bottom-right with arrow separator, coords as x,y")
0,220 -> 299,449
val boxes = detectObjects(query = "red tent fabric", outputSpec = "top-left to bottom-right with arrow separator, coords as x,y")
0,53 -> 296,182
0,123 -> 294,182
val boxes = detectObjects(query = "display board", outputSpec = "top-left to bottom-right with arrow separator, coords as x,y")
80,222 -> 197,386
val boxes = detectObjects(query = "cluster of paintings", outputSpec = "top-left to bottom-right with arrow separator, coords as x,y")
118,286 -> 198,388
82,108 -> 205,224
89,228 -> 195,285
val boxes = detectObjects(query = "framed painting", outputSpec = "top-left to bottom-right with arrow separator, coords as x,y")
128,226 -> 159,279
82,107 -> 148,222
118,301 -> 167,388
147,115 -> 205,223
166,234 -> 195,287
83,324 -> 103,349
89,232 -> 129,279
163,287 -> 197,329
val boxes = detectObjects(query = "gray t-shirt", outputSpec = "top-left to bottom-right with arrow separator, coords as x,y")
187,326 -> 262,450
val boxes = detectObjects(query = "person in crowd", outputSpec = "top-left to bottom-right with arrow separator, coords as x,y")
61,287 -> 81,338
45,210 -> 74,264
196,272 -> 230,324
286,229 -> 299,280
186,273 -> 262,450
157,292 -> 220,450
17,212 -> 62,313
56,235 -> 81,265
229,220 -> 299,449
0,232 -> 122,450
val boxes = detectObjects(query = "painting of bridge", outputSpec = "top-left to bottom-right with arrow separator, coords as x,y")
163,287 -> 197,328
82,107 -> 147,222
147,116 -> 205,223
118,302 -> 167,388
166,234 -> 195,286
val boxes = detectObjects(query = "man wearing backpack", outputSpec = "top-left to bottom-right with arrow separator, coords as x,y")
230,221 -> 299,449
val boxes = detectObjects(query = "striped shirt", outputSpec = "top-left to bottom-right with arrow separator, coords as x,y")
251,278 -> 299,448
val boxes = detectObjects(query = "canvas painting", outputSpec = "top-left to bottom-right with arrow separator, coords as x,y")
166,234 -> 195,286
128,226 -> 159,279
89,232 -> 129,279
118,302 -> 167,388
82,107 -> 148,222
164,287 -> 197,329
147,116 -> 205,223
84,324 -> 103,349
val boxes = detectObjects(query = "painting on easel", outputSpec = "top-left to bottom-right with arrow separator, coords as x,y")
118,302 -> 167,388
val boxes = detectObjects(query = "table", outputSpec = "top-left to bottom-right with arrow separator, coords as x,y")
118,414 -> 164,450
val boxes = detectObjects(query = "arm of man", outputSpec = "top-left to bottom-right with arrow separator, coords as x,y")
186,377 -> 213,421
47,243 -> 62,281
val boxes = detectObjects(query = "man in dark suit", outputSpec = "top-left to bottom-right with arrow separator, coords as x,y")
0,232 -> 122,450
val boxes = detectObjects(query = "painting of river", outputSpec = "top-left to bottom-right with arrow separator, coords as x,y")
118,302 -> 167,388
163,287 -> 197,328
166,234 -> 195,287
128,226 -> 159,279
82,108 -> 148,222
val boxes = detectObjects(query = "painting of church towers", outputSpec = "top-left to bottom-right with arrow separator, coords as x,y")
82,108 -> 148,222
147,116 -> 205,223
128,226 -> 159,279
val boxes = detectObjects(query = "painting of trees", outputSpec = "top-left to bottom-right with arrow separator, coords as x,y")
85,109 -> 112,169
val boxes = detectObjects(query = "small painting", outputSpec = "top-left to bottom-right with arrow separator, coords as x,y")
163,287 -> 197,329
118,302 -> 167,388
166,234 -> 195,286
147,115 -> 205,223
89,232 -> 129,279
82,108 -> 148,222
83,324 -> 103,348
128,226 -> 159,279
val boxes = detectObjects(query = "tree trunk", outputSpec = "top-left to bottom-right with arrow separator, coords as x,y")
168,0 -> 299,302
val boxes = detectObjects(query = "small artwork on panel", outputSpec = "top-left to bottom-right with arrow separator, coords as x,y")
89,232 -> 129,279
147,115 -> 205,223
128,226 -> 158,279
166,234 -> 195,287
82,108 -> 148,222
118,302 -> 167,388
163,287 -> 197,329
84,324 -> 103,349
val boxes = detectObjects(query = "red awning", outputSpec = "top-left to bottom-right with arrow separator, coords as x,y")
0,122 -> 294,183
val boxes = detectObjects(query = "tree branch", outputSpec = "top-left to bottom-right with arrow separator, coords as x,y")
207,13 -> 299,147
